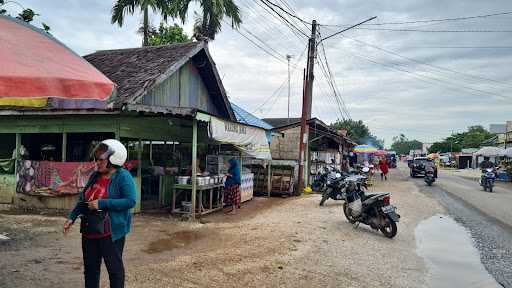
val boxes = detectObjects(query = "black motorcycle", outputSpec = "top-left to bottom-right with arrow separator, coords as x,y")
319,172 -> 346,206
424,169 -> 435,186
320,174 -> 368,206
342,180 -> 400,238
312,169 -> 329,193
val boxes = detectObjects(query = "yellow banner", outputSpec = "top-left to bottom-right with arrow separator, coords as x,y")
0,97 -> 48,107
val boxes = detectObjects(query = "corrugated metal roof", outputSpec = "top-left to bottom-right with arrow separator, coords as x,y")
230,103 -> 273,130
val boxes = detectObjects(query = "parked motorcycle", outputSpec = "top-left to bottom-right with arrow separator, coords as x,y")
342,179 -> 400,238
319,173 -> 368,206
424,169 -> 435,186
480,168 -> 496,192
312,167 -> 331,193
319,172 -> 345,206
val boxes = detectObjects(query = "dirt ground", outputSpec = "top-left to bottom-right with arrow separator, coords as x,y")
0,169 -> 444,288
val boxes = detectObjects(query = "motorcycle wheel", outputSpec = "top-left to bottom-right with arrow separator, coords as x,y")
427,180 -> 432,186
380,218 -> 398,238
319,192 -> 329,206
343,202 -> 357,224
489,184 -> 493,193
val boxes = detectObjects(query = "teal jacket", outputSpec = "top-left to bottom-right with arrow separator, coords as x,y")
68,168 -> 137,241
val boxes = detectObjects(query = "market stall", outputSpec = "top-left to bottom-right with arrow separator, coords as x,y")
168,113 -> 271,216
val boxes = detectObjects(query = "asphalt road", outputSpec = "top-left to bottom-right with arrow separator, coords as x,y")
405,168 -> 512,288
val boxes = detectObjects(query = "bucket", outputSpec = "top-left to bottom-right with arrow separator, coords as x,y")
181,201 -> 192,212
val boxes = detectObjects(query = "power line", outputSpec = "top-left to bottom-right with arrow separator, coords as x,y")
316,28 -> 352,119
239,0 -> 303,48
340,35 -> 512,88
252,47 -> 307,113
258,0 -> 310,38
252,79 -> 287,114
321,11 -> 512,27
348,51 -> 509,101
261,0 -> 311,25
238,25 -> 287,59
315,56 -> 349,120
276,0 -> 310,31
354,27 -> 512,33
252,0 -> 306,42
317,41 -> 352,120
383,46 -> 512,49
229,25 -> 289,65
315,68 -> 345,121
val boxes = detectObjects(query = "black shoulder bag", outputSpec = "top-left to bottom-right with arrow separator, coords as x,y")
79,175 -> 108,234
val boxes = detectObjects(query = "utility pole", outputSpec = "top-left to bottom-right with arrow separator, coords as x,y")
298,20 -> 317,193
286,54 -> 293,123
296,16 -> 376,194
450,130 -> 454,153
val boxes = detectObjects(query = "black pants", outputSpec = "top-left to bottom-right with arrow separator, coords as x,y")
82,236 -> 125,288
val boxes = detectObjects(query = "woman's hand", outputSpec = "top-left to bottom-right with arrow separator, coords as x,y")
87,200 -> 99,210
63,219 -> 73,235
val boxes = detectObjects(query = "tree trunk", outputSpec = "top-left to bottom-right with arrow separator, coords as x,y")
143,7 -> 149,46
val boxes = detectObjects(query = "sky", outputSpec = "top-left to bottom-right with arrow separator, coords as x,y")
5,0 -> 512,147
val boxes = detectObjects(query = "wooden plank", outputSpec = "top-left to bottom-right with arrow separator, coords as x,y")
0,116 -> 118,133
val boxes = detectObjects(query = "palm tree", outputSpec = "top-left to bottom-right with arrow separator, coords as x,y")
171,0 -> 241,40
111,0 -> 173,46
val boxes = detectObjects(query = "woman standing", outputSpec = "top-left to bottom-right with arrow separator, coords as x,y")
379,157 -> 389,181
224,158 -> 241,215
63,139 -> 137,288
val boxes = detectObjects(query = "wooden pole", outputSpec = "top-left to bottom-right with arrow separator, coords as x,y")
267,160 -> 272,197
149,141 -> 153,164
61,132 -> 67,162
298,20 -> 318,194
136,139 -> 142,213
191,119 -> 198,219
14,133 -> 21,178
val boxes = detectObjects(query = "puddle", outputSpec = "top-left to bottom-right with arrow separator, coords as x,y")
415,215 -> 500,288
144,230 -> 206,254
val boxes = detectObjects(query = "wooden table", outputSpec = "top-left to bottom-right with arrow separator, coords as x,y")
171,183 -> 224,216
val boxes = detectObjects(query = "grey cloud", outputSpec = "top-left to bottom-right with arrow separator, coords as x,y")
7,0 -> 512,145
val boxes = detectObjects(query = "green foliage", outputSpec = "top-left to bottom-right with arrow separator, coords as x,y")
330,119 -> 383,147
111,0 -> 173,46
42,22 -> 50,32
170,0 -> 242,40
427,141 -> 461,154
390,134 -> 423,155
147,23 -> 189,45
16,8 -> 38,22
428,125 -> 493,153
0,3 -> 50,32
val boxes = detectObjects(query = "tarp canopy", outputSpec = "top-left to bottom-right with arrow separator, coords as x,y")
475,146 -> 505,157
504,148 -> 512,157
353,144 -> 378,154
0,15 -> 114,109
208,116 -> 272,160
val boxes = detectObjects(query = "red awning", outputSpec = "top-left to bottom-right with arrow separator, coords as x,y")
0,16 -> 114,105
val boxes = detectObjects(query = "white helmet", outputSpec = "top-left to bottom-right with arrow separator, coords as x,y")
101,139 -> 127,166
